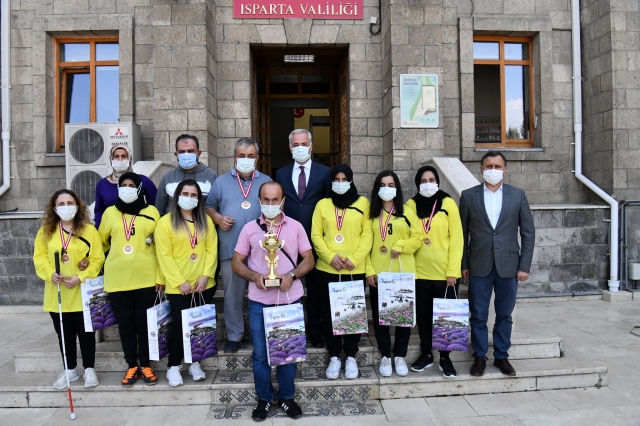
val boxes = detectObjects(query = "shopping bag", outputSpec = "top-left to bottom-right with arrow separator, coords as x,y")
81,276 -> 116,332
377,266 -> 416,327
181,294 -> 217,363
263,294 -> 308,367
147,293 -> 172,361
328,275 -> 368,335
432,286 -> 469,352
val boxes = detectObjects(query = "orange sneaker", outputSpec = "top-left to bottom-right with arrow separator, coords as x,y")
140,366 -> 158,386
122,367 -> 139,386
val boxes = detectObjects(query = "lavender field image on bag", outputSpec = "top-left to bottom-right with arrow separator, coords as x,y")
432,298 -> 469,352
328,280 -> 369,335
263,304 -> 308,367
81,277 -> 116,332
377,272 -> 416,327
182,304 -> 217,363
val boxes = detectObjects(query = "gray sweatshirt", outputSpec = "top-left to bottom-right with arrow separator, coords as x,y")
155,162 -> 218,215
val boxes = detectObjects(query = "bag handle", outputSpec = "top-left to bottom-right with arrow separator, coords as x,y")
388,257 -> 405,273
153,291 -> 168,306
338,272 -> 354,282
275,289 -> 291,307
443,284 -> 458,300
190,292 -> 207,308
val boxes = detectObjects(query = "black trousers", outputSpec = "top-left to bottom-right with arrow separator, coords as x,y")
415,279 -> 457,358
109,286 -> 157,368
316,269 -> 365,358
49,311 -> 95,370
369,284 -> 411,358
304,268 -> 322,335
166,286 -> 216,367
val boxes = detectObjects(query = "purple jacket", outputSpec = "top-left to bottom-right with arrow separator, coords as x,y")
94,175 -> 158,228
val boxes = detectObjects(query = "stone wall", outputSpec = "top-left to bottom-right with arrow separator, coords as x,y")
0,216 -> 42,305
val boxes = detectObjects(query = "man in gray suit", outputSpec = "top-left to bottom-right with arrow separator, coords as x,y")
459,151 -> 535,377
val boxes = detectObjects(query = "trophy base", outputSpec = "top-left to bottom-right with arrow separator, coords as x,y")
264,278 -> 281,288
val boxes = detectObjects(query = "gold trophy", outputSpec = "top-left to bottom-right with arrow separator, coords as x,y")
259,220 -> 286,287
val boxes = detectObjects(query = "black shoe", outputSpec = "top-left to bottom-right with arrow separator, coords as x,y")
251,399 -> 271,422
224,340 -> 241,354
278,398 -> 303,419
438,357 -> 458,378
410,352 -> 434,372
307,333 -> 324,348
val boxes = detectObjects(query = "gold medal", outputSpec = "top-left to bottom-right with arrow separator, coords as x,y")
189,253 -> 198,262
335,234 -> 344,244
423,237 -> 431,246
241,201 -> 251,209
380,245 -> 388,255
61,253 -> 70,264
123,244 -> 134,254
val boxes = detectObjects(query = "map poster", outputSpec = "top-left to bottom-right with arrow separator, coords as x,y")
400,74 -> 439,128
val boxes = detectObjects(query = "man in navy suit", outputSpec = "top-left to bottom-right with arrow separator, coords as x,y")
276,129 -> 331,348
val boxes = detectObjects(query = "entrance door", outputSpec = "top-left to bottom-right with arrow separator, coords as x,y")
251,48 -> 349,178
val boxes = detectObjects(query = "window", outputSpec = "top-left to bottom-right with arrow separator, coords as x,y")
473,36 -> 534,147
55,37 -> 119,151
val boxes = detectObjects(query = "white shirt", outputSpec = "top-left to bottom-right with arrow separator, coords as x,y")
483,183 -> 503,229
292,160 -> 312,195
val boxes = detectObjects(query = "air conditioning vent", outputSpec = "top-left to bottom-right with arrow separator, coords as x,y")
68,128 -> 105,165
70,169 -> 103,206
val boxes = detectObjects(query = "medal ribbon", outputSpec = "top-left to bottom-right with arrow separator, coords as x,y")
122,214 -> 137,241
187,222 -> 198,249
236,170 -> 256,199
379,206 -> 395,242
59,222 -> 73,252
421,202 -> 438,235
334,207 -> 347,231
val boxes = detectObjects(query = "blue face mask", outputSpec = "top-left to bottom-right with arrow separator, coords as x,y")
178,153 -> 197,170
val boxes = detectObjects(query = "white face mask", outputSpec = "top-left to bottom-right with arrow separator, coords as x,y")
178,196 -> 198,211
56,206 -> 78,221
378,187 -> 397,202
261,202 -> 282,219
332,181 -> 351,195
118,186 -> 140,204
111,159 -> 129,173
483,169 -> 504,186
291,146 -> 311,163
419,183 -> 439,198
236,158 -> 256,174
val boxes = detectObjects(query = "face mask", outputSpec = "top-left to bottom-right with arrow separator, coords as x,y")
420,183 -> 439,198
177,153 -> 198,170
378,187 -> 397,202
236,158 -> 256,174
291,146 -> 311,163
56,206 -> 78,221
261,202 -> 282,219
178,196 -> 198,211
483,169 -> 504,186
111,159 -> 129,173
332,181 -> 351,195
118,186 -> 140,204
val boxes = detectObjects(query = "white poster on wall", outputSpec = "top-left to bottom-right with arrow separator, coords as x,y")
400,74 -> 439,128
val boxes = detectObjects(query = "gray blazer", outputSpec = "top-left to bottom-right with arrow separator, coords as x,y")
459,183 -> 535,279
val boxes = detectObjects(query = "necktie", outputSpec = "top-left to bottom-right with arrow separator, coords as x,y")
298,166 -> 306,200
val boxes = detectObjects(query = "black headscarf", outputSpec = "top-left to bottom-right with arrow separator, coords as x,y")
412,166 -> 451,219
115,172 -> 148,216
331,164 -> 360,209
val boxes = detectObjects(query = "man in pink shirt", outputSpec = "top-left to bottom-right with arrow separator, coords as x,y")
232,182 -> 314,421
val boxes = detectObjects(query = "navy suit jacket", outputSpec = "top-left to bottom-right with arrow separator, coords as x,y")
276,161 -> 332,238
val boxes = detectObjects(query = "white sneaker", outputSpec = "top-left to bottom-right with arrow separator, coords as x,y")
394,357 -> 409,377
345,356 -> 359,379
166,365 -> 184,387
326,356 -> 341,380
188,362 -> 206,381
52,368 -> 79,390
83,368 -> 99,388
379,356 -> 392,377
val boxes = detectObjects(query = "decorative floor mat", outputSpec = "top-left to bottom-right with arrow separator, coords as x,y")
206,400 -> 384,420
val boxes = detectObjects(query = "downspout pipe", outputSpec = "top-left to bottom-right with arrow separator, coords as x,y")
0,0 -> 12,198
571,0 -> 620,292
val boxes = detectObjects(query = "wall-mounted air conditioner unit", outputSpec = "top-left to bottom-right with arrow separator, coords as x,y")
65,122 -> 141,205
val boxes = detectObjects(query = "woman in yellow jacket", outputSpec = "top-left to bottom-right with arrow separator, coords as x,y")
365,171 -> 423,378
405,166 -> 463,378
33,189 -> 104,390
99,172 -> 162,387
155,179 -> 218,387
311,164 -> 373,380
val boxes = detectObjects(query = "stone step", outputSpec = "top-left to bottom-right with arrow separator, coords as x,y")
0,358 -> 607,409
14,332 -> 561,374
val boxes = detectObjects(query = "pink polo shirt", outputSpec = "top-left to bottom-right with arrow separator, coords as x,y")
234,213 -> 312,305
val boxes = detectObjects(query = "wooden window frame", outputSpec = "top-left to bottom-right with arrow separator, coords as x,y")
473,35 -> 534,148
55,36 -> 119,152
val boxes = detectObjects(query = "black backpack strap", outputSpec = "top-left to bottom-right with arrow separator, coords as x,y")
255,219 -> 297,269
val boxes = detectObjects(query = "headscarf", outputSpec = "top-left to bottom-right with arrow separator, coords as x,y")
115,172 -> 148,216
412,166 -> 451,219
106,145 -> 133,184
330,164 -> 360,209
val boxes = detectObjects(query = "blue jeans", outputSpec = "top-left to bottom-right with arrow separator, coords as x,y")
249,298 -> 300,402
468,265 -> 517,361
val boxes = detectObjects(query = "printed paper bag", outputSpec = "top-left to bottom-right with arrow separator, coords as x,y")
377,272 -> 416,327
263,303 -> 308,367
432,297 -> 469,352
147,296 -> 172,361
328,279 -> 368,335
181,303 -> 218,363
81,276 -> 116,332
